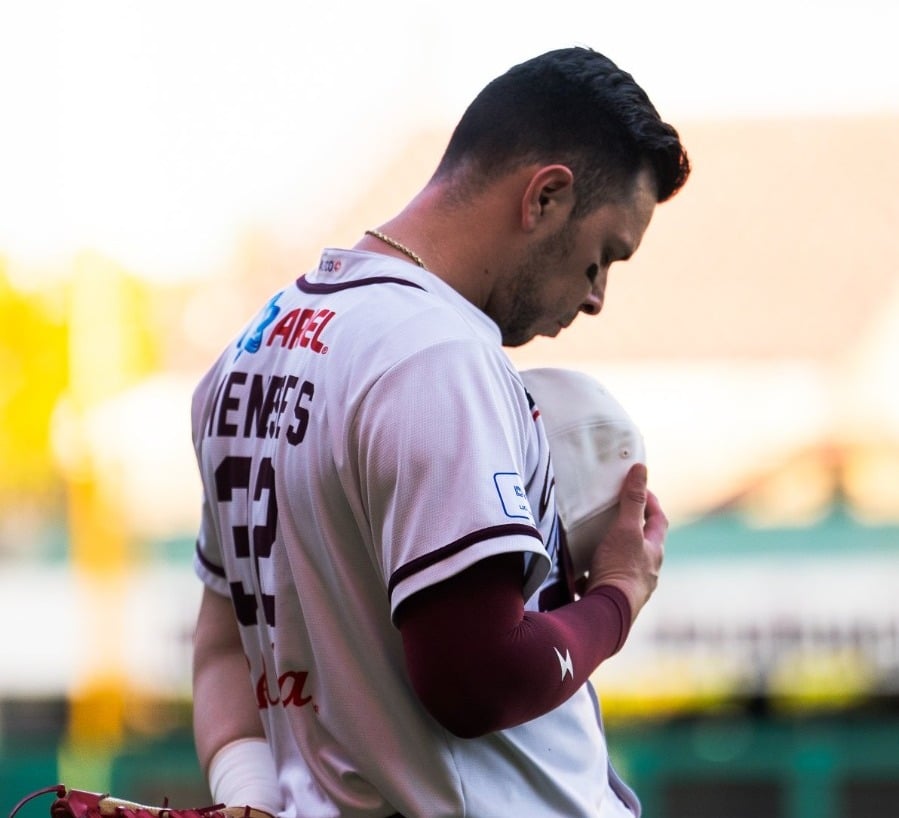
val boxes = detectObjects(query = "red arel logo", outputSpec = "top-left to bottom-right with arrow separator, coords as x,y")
266,307 -> 335,354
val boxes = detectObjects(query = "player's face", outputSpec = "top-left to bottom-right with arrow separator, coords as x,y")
498,168 -> 658,347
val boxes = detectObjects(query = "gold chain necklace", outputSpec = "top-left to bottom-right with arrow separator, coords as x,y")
365,229 -> 428,270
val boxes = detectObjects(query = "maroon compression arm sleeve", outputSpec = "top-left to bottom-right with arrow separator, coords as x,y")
395,552 -> 632,738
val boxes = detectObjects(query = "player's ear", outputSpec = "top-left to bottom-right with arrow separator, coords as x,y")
521,165 -> 575,232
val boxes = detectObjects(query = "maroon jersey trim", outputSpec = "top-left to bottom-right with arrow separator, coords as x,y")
195,541 -> 226,578
388,523 -> 543,597
296,274 -> 427,294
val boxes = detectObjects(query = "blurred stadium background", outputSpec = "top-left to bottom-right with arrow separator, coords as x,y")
2,2 -> 898,816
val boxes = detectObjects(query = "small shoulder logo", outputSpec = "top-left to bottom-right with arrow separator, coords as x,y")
494,472 -> 534,523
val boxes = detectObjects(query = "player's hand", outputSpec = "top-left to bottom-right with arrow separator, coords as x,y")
584,462 -> 666,622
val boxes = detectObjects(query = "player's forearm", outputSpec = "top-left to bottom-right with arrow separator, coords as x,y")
398,554 -> 631,738
193,587 -> 266,774
446,586 -> 630,738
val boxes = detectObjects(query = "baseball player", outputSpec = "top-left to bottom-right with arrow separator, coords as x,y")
192,47 -> 689,817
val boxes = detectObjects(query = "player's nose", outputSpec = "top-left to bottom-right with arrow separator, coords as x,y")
580,290 -> 604,316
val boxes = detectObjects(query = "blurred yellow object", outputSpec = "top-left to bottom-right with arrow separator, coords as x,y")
0,264 -> 67,498
59,253 -> 157,746
768,647 -> 876,712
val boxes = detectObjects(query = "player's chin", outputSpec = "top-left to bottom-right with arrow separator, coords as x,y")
503,318 -> 563,346
518,323 -> 564,344
501,327 -> 535,347
543,321 -> 567,339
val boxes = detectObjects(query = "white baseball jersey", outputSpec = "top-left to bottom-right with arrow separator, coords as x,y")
192,249 -> 638,818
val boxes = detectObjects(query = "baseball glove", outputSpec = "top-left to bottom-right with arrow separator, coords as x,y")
8,785 -> 274,818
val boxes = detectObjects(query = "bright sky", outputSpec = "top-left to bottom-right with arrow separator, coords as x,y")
1,0 -> 897,282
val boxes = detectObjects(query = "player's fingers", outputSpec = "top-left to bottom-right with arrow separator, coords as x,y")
616,462 -> 648,524
643,490 -> 669,549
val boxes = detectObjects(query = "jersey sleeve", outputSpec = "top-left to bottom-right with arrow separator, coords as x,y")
350,338 -> 552,617
193,490 -> 231,597
191,359 -> 231,598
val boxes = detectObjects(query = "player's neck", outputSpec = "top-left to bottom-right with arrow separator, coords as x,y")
364,186 -> 512,315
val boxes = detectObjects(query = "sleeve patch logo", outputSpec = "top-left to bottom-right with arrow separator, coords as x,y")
554,647 -> 574,681
494,472 -> 535,524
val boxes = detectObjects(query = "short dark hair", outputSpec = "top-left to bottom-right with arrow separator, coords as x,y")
433,47 -> 690,213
